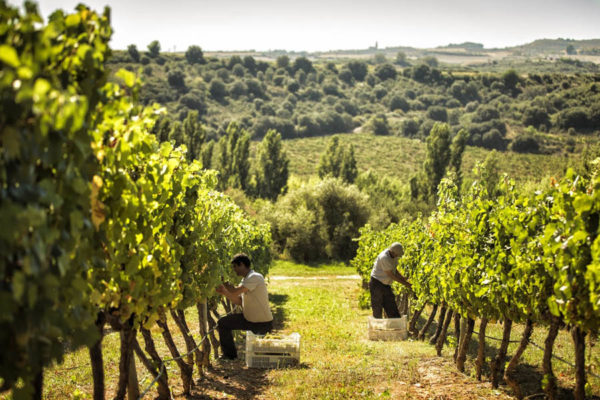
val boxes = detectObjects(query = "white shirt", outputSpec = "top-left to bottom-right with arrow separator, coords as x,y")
241,270 -> 273,323
370,249 -> 398,285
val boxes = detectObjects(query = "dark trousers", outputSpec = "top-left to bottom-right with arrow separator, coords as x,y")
217,313 -> 273,359
369,277 -> 400,318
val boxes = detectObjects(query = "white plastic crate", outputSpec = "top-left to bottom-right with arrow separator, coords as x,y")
368,315 -> 408,341
245,331 -> 301,368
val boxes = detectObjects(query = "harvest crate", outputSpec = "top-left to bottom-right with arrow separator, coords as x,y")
245,331 -> 301,368
368,315 -> 408,341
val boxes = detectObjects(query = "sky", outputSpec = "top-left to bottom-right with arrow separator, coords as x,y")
9,0 -> 600,52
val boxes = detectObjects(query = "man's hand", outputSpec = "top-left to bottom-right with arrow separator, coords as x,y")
216,284 -> 229,295
216,284 -> 244,305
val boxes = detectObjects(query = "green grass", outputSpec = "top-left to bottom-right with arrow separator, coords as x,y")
282,132 -> 572,185
268,259 -> 357,276
8,265 -> 598,399
264,278 -> 512,399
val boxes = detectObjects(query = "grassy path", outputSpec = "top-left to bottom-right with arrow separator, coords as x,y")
24,261 -> 599,399
199,262 -> 598,399
237,266 -> 513,400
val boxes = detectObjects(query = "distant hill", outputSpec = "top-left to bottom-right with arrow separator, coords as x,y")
204,38 -> 600,66
507,38 -> 600,56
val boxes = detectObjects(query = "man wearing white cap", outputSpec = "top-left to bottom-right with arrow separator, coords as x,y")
369,242 -> 412,318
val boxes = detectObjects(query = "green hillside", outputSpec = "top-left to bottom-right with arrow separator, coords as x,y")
109,42 -> 600,157
281,132 -> 573,184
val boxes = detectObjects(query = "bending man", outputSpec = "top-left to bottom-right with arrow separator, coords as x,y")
369,242 -> 412,318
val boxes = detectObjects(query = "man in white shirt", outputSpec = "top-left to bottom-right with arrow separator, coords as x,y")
216,253 -> 273,360
370,242 -> 412,318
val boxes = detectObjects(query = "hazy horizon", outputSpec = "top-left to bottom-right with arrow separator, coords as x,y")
7,0 -> 600,52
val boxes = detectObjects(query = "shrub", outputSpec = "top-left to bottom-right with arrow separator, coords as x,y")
209,79 -> 227,99
557,107 -> 592,130
246,79 -> 265,98
465,101 -> 479,112
367,113 -> 391,135
510,134 -> 540,153
445,98 -> 461,108
296,115 -> 321,137
293,57 -> 314,73
419,119 -> 436,137
273,75 -> 286,86
426,106 -> 448,122
339,68 -> 354,84
373,85 -> 387,100
179,90 -> 206,114
472,105 -> 500,122
229,81 -> 247,98
252,116 -> 295,139
260,103 -> 276,116
481,129 -> 506,150
338,99 -> 359,116
232,64 -> 245,77
401,119 -> 419,137
216,68 -> 229,81
300,87 -> 323,102
389,95 -> 409,112
286,80 -> 300,93
167,70 -> 186,90
323,81 -> 341,96
185,45 -> 205,64
263,179 -> 371,262
522,106 -> 550,129
374,63 -> 397,80
347,61 -> 368,81
365,73 -> 378,87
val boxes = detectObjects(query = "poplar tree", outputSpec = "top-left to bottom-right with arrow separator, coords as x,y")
340,144 -> 358,184
255,130 -> 289,200
448,128 -> 469,190
168,121 -> 184,146
154,117 -> 171,142
318,136 -> 343,179
182,110 -> 204,161
216,122 -> 250,191
201,141 -> 214,169
318,136 -> 358,183
423,123 -> 452,200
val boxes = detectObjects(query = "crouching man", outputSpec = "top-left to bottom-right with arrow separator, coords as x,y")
215,253 -> 273,360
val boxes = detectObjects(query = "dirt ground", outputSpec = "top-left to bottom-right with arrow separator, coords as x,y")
169,357 -> 517,400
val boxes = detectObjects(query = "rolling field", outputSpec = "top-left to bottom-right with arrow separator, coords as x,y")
281,132 -> 572,185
